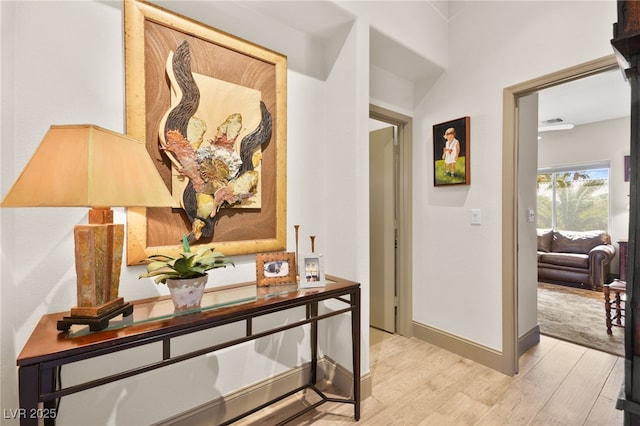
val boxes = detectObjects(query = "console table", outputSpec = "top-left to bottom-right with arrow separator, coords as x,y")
16,275 -> 361,425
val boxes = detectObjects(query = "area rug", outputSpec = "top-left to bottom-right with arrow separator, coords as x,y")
537,282 -> 624,357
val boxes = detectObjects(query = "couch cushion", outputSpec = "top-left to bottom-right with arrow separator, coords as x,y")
539,252 -> 589,269
551,230 -> 610,254
537,229 -> 553,252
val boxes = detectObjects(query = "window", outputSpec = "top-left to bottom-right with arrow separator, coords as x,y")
537,163 -> 609,232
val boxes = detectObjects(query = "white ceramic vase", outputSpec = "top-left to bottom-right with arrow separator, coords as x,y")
166,275 -> 208,312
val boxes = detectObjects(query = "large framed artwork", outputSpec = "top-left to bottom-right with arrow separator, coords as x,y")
433,117 -> 470,186
124,0 -> 287,264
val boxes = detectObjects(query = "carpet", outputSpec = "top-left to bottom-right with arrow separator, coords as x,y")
537,282 -> 624,357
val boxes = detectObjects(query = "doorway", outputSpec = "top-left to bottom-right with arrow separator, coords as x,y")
533,69 -> 627,352
504,55 -> 624,372
369,105 -> 413,338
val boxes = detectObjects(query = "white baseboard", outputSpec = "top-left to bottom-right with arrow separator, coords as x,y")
153,357 -> 372,425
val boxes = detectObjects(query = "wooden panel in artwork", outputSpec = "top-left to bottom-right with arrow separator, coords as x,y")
124,0 -> 287,264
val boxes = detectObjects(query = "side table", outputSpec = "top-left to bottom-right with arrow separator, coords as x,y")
16,276 -> 361,425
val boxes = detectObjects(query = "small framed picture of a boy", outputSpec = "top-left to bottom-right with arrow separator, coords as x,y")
299,253 -> 325,288
433,117 -> 470,186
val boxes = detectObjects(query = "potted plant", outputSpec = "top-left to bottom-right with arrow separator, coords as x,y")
139,235 -> 234,311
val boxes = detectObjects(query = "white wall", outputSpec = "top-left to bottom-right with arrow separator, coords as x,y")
338,0 -> 448,71
0,1 -> 365,424
412,1 -> 617,351
0,0 -> 11,413
321,18 -> 371,369
2,2 -> 130,423
370,64 -> 414,116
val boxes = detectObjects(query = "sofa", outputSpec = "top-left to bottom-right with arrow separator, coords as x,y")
537,229 -> 615,290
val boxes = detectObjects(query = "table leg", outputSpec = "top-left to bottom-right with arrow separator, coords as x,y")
18,365 -> 40,426
352,288 -> 361,421
43,399 -> 57,426
309,302 -> 318,385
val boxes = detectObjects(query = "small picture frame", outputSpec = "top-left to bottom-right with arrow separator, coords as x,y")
256,252 -> 297,286
299,253 -> 325,288
433,116 -> 471,186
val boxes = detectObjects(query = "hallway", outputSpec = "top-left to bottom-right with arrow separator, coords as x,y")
239,329 -> 623,425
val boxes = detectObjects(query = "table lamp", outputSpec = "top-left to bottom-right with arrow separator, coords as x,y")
1,124 -> 175,330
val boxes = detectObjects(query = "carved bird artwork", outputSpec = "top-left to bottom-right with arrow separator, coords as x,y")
158,40 -> 273,242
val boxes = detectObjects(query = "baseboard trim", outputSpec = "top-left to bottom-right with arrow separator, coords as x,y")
518,324 -> 540,357
321,355 -> 373,400
153,357 -> 372,425
412,321 -> 504,373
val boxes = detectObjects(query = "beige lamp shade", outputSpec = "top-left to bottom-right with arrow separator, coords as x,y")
1,124 -> 174,208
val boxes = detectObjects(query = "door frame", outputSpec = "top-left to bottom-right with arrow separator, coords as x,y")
370,104 -> 413,337
502,55 -> 618,374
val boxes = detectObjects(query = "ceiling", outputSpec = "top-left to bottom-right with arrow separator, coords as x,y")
234,1 -> 356,39
239,2 -> 630,127
240,1 -> 443,84
538,67 -> 630,130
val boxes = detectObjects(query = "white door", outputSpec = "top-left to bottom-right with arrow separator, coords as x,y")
370,126 -> 396,333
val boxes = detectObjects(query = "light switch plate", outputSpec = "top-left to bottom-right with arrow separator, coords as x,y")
470,208 -> 481,225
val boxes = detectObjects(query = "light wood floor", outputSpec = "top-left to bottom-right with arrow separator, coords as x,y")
237,328 -> 624,425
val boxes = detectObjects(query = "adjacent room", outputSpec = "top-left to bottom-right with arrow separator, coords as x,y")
534,68 -> 629,357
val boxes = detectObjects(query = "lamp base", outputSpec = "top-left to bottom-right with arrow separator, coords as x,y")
70,296 -> 125,317
57,301 -> 134,332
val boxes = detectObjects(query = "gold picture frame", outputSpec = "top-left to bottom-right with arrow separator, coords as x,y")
124,0 -> 287,265
256,252 -> 297,287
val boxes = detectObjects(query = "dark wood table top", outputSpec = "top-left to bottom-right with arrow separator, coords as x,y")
17,275 -> 359,366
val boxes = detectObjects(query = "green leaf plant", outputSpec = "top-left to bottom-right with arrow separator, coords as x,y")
139,235 -> 234,285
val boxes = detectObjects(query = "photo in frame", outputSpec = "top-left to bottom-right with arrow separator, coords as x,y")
299,253 -> 325,288
124,0 -> 287,265
433,117 -> 470,186
256,252 -> 297,287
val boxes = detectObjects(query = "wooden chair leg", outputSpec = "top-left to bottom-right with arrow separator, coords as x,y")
615,291 -> 623,326
604,280 -> 626,335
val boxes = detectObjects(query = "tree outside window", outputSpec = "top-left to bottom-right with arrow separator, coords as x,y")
536,167 -> 609,232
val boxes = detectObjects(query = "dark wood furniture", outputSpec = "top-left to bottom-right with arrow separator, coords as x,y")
16,275 -> 361,425
536,229 -> 615,290
612,1 -> 640,420
619,239 -> 628,282
604,240 -> 628,334
604,279 -> 626,334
